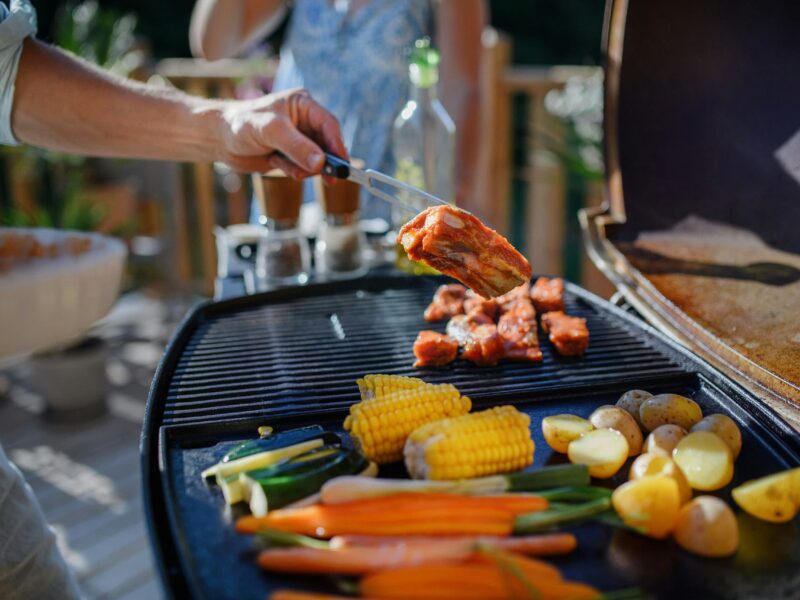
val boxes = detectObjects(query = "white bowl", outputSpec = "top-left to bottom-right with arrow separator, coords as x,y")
0,228 -> 127,359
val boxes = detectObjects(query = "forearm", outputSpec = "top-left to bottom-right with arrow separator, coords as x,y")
12,39 -> 225,162
190,0 -> 285,60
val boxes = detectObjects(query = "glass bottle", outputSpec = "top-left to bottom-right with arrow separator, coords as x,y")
392,37 -> 456,274
314,171 -> 368,280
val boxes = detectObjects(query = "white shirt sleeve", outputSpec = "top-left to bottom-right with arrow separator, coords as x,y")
0,0 -> 37,145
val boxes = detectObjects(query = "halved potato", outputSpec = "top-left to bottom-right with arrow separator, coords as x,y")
639,394 -> 703,431
542,414 -> 594,454
673,431 -> 733,491
731,467 -> 800,523
629,453 -> 692,504
567,429 -> 629,479
616,390 -> 652,429
589,405 -> 643,456
644,424 -> 688,457
612,475 -> 681,539
673,496 -> 739,557
691,414 -> 742,459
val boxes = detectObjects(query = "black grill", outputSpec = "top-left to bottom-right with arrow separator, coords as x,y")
142,275 -> 800,600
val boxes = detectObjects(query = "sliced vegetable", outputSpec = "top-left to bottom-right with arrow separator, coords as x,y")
731,467 -> 800,523
628,453 -> 691,504
221,425 -> 325,464
691,414 -> 742,459
612,475 -> 681,539
673,431 -> 733,491
320,464 -> 589,504
567,429 -> 629,479
615,390 -> 652,429
639,394 -> 702,432
643,424 -> 687,457
542,414 -> 594,454
673,496 -> 739,557
589,406 -> 643,456
404,406 -> 534,480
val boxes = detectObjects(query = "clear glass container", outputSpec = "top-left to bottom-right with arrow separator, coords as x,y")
392,37 -> 456,274
256,217 -> 310,287
314,212 -> 368,280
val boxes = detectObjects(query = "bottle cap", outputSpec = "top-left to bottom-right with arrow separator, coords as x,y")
409,37 -> 439,88
315,159 -> 363,215
252,170 -> 303,222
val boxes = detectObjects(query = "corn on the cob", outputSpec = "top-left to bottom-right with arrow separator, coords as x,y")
356,374 -> 427,401
345,384 -> 471,464
404,406 -> 534,480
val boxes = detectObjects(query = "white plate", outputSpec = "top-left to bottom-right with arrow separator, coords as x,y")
0,228 -> 126,359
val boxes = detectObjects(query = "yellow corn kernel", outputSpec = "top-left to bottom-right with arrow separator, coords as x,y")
356,374 -> 427,401
404,405 -> 534,480
345,384 -> 471,464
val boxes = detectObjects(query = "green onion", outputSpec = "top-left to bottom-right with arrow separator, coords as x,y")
514,497 -> 612,533
536,485 -> 612,503
255,527 -> 330,550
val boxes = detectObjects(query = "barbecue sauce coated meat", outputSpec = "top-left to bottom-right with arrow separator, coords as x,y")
424,283 -> 467,322
398,205 -> 532,298
412,331 -> 459,367
497,298 -> 542,362
460,324 -> 505,366
541,311 -> 589,356
530,277 -> 565,313
463,290 -> 500,321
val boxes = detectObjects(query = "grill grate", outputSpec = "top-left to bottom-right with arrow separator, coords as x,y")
161,278 -> 687,426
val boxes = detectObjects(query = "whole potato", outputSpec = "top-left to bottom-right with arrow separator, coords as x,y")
639,394 -> 703,432
691,414 -> 742,459
629,453 -> 692,504
616,390 -> 653,429
644,424 -> 688,456
673,496 -> 739,557
590,405 -> 643,456
542,414 -> 594,454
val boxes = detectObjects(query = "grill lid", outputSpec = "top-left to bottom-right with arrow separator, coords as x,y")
583,0 -> 800,416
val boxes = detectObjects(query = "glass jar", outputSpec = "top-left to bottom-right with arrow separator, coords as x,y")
315,211 -> 368,280
256,217 -> 310,286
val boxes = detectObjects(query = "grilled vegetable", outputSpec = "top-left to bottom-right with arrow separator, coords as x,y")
404,406 -> 534,480
242,447 -> 370,516
221,425 -> 325,464
628,453 -> 691,504
345,384 -> 470,464
589,406 -> 643,456
673,496 -> 739,557
567,429 -> 629,479
691,414 -> 742,459
612,475 -> 681,539
615,390 -> 652,429
356,374 -> 427,401
731,467 -> 800,523
672,431 -> 733,491
542,414 -> 594,454
320,464 -> 589,503
643,424 -> 688,457
639,394 -> 703,432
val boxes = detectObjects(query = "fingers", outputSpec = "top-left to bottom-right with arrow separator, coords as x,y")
263,115 -> 325,173
223,153 -> 311,179
287,91 -> 349,160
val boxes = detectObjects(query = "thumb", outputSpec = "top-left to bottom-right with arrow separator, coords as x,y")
261,116 -> 325,173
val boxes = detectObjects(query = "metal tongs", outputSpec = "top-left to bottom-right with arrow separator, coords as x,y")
322,153 -> 449,213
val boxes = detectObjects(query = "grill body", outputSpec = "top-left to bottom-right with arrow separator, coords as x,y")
142,276 -> 800,599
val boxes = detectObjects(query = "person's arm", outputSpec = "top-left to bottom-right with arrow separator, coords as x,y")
437,0 -> 486,215
12,39 -> 347,178
190,0 -> 286,60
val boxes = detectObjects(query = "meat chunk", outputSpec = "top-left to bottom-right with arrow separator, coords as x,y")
413,331 -> 459,367
424,284 -> 467,322
463,290 -> 500,321
495,283 -> 531,313
497,306 -> 543,362
460,324 -> 505,366
530,277 -> 565,313
446,314 -> 487,345
541,311 -> 589,356
398,205 -> 532,298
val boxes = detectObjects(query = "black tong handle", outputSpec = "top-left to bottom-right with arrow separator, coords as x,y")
322,153 -> 351,179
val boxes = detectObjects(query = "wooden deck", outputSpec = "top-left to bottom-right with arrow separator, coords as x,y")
0,292 -> 192,600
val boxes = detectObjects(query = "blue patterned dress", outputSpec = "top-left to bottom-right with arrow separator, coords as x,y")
271,0 -> 431,220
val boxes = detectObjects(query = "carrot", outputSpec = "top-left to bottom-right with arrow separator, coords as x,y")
308,493 -> 547,515
331,532 -> 578,556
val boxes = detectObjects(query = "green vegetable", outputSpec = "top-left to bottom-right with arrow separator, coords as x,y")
222,425 -> 328,463
514,497 -> 612,533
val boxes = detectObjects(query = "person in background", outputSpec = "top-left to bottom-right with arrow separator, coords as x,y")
190,0 -> 486,218
0,1 -> 346,598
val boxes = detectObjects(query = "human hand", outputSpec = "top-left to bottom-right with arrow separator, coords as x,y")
216,88 -> 348,178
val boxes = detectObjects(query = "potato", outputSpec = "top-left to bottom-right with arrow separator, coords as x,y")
612,475 -> 681,539
644,424 -> 688,457
567,429 -> 629,479
672,431 -> 734,491
616,389 -> 652,428
673,496 -> 739,557
629,453 -> 692,504
691,414 -> 742,459
589,405 -> 643,456
542,414 -> 594,454
731,467 -> 800,523
639,393 -> 703,431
